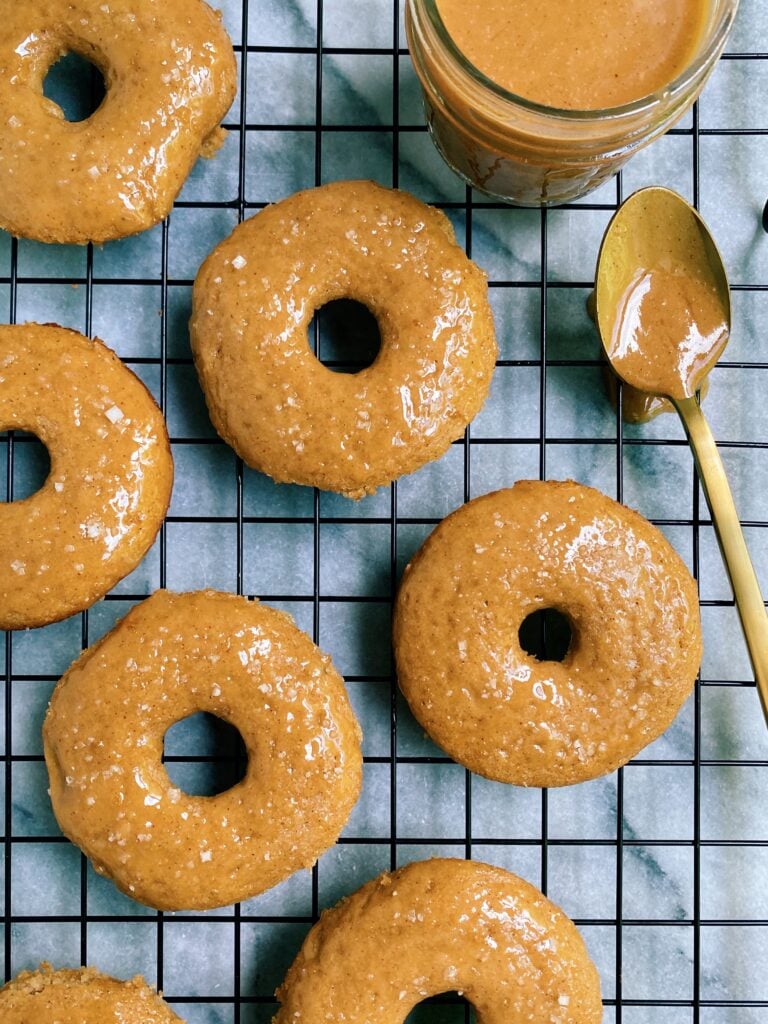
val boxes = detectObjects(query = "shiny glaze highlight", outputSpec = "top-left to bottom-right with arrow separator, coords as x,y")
394,480 -> 702,787
608,266 -> 729,400
191,180 -> 497,499
43,590 -> 363,911
0,0 -> 237,243
0,324 -> 173,630
273,858 -> 602,1024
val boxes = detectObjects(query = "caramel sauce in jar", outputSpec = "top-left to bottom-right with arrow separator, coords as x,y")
406,0 -> 739,205
436,0 -> 707,111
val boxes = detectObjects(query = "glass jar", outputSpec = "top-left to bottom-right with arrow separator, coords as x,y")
406,0 -> 740,206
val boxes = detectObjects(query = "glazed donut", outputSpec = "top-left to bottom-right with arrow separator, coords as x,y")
43,589 -> 363,911
0,964 -> 181,1023
0,323 -> 173,631
394,480 -> 701,787
190,180 -> 497,498
0,0 -> 237,243
273,858 -> 602,1024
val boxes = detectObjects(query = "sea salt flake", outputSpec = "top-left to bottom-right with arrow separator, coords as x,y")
105,405 -> 124,423
232,255 -> 247,270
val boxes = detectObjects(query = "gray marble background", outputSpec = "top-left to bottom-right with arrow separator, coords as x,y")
1,0 -> 767,1021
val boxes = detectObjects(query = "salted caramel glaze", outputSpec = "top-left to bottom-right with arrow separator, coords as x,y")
0,324 -> 173,631
598,188 -> 730,406
605,366 -> 711,425
44,590 -> 362,911
394,481 -> 702,787
0,965 -> 181,1024
273,858 -> 603,1024
437,0 -> 709,110
191,180 -> 497,499
0,0 -> 237,243
607,267 -> 728,401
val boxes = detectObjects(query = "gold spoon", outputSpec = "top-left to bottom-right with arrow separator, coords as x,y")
594,186 -> 768,725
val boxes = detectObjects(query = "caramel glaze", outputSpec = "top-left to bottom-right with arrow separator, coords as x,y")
607,266 -> 729,401
0,324 -> 173,631
605,368 -> 710,425
0,965 -> 181,1024
609,374 -> 673,423
437,0 -> 708,110
0,0 -> 237,243
191,180 -> 497,499
44,590 -> 363,911
588,282 -> 714,424
394,480 -> 702,787
273,858 -> 603,1024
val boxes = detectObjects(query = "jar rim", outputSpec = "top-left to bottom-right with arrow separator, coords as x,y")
415,0 -> 741,121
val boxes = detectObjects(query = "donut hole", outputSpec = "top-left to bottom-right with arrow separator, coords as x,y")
406,993 -> 476,1021
163,712 -> 248,797
43,52 -> 106,123
518,608 -> 573,663
312,299 -> 382,373
0,431 -> 51,501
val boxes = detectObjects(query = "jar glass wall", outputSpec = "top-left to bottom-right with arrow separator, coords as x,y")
406,0 -> 740,206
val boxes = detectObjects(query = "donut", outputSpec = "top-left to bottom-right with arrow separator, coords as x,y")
394,480 -> 702,787
43,589 -> 363,911
0,323 -> 173,631
0,0 -> 237,243
273,858 -> 602,1023
0,964 -> 181,1023
190,180 -> 497,499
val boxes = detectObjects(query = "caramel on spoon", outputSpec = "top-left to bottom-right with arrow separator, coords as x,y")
595,186 -> 768,725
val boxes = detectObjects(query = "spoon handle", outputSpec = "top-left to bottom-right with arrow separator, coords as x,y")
675,395 -> 768,724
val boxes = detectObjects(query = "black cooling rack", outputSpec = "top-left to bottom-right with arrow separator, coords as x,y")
2,1 -> 767,1021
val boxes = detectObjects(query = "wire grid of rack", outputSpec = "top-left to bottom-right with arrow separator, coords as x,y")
2,0 -> 768,1021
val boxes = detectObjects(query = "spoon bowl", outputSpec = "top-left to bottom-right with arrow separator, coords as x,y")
596,186 -> 731,400
594,187 -> 768,725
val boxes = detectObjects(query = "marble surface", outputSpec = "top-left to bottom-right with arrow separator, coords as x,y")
1,0 -> 768,1021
